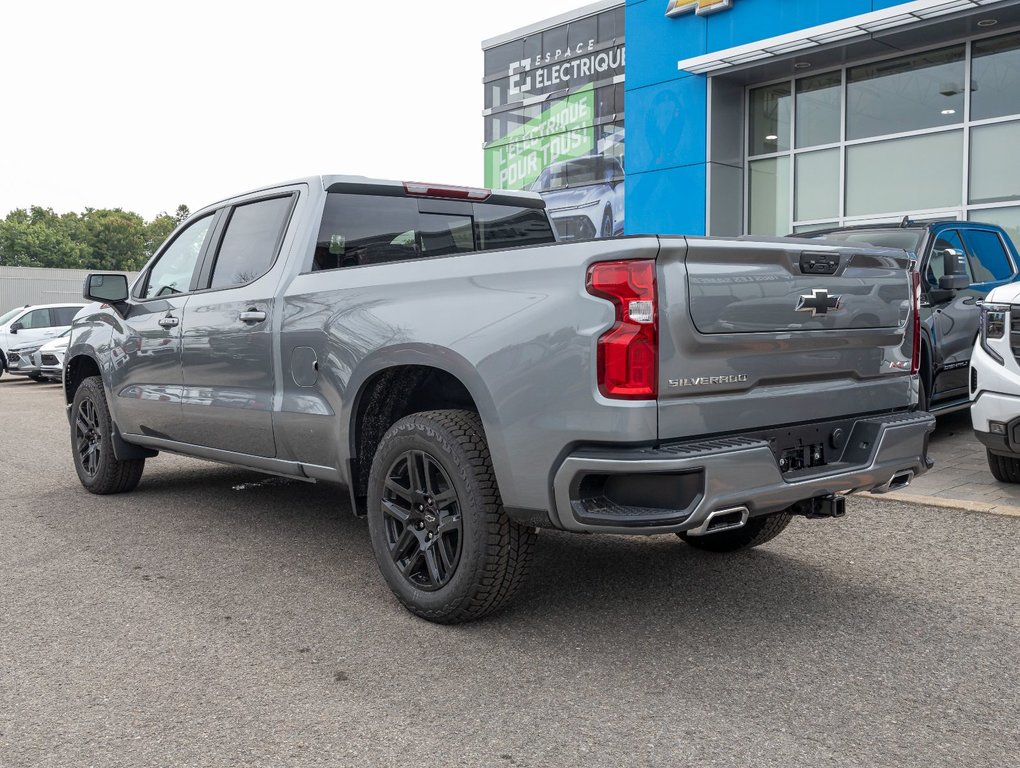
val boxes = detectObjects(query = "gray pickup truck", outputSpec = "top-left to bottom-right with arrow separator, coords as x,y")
66,175 -> 935,623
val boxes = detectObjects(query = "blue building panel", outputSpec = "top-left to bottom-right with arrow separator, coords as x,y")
624,76 -> 707,176
622,0 -> 936,236
625,0 -> 708,90
626,163 -> 707,236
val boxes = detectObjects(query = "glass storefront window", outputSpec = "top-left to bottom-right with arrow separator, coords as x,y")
846,46 -> 965,140
970,120 -> 1020,206
749,83 -> 791,156
749,156 -> 790,236
795,149 -> 839,222
796,72 -> 841,148
972,32 -> 1020,121
845,131 -> 963,217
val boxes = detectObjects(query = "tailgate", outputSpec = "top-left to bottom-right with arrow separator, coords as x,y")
656,236 -> 916,440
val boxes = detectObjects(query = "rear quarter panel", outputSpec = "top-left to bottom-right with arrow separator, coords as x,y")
280,237 -> 662,512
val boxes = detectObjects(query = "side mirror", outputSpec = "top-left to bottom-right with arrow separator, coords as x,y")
9,321 -> 22,334
84,273 -> 129,303
938,247 -> 970,290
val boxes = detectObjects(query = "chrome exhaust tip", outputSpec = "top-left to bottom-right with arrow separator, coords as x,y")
685,506 -> 749,537
873,470 -> 914,494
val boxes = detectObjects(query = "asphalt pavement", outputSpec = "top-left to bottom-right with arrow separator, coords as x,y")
2,376 -> 1018,767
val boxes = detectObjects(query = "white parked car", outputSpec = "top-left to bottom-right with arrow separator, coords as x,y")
0,303 -> 86,379
34,330 -> 71,382
970,282 -> 1020,481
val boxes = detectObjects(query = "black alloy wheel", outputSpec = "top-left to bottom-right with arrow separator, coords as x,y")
70,375 -> 145,494
75,396 -> 104,478
381,449 -> 463,591
366,409 -> 537,623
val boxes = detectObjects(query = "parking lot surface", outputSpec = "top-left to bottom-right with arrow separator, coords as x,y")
2,377 -> 1018,767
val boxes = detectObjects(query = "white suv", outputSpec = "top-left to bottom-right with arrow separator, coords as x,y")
970,283 -> 1020,481
0,303 -> 87,378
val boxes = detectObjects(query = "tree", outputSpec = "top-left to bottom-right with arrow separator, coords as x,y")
0,207 -> 89,268
80,208 -> 148,271
0,203 -> 191,270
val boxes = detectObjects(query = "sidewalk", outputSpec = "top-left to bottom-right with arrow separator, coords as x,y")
870,409 -> 1020,517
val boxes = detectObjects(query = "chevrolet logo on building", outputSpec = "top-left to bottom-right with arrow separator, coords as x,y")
665,0 -> 735,18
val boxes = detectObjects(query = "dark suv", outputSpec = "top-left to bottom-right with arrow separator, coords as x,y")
801,220 -> 1020,413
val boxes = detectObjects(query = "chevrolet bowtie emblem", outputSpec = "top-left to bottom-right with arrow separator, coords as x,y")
796,289 -> 843,317
666,0 -> 734,17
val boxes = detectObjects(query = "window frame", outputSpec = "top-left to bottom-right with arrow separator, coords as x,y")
195,192 -> 299,293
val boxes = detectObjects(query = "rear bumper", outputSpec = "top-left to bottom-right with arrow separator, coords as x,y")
551,411 -> 935,535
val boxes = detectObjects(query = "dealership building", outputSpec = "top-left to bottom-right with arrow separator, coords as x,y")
484,0 -> 1020,246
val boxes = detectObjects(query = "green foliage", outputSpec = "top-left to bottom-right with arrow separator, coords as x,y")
0,203 -> 191,271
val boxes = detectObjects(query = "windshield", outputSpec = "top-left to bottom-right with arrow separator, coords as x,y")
802,228 -> 923,253
0,307 -> 27,326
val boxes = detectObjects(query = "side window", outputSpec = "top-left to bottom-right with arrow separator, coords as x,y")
208,196 -> 294,290
962,229 -> 1015,283
314,194 -> 420,270
18,309 -> 53,329
143,215 -> 214,299
927,229 -> 974,287
52,307 -> 80,325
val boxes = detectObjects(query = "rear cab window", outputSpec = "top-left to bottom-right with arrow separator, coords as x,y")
312,190 -> 556,271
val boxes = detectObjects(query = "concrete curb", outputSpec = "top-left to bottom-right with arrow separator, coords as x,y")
866,490 -> 1020,518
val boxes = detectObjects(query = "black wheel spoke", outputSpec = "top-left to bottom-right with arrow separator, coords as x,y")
400,551 -> 423,579
407,451 -> 425,498
432,488 -> 457,511
384,477 -> 413,503
390,526 -> 418,561
423,547 -> 443,587
381,498 -> 411,525
437,538 -> 457,573
437,513 -> 462,536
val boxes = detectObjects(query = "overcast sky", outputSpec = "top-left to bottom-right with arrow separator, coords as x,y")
0,0 -> 595,220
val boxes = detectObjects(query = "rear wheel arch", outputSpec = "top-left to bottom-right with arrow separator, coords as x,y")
349,364 -> 491,513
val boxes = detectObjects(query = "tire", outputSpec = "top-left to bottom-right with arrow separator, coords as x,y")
70,376 -> 145,494
677,511 -> 792,553
986,449 -> 1020,483
600,207 -> 614,239
366,409 -> 537,624
29,373 -> 45,382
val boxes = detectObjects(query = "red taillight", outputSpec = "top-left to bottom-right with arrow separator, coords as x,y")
403,182 -> 491,201
911,270 -> 921,375
586,260 -> 658,400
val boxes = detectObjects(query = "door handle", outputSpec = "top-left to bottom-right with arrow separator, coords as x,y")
239,310 -> 267,323
158,315 -> 179,329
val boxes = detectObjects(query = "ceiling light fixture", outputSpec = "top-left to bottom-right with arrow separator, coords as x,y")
978,18 -> 998,27
793,62 -> 811,69
941,109 -> 957,115
765,134 -> 779,141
